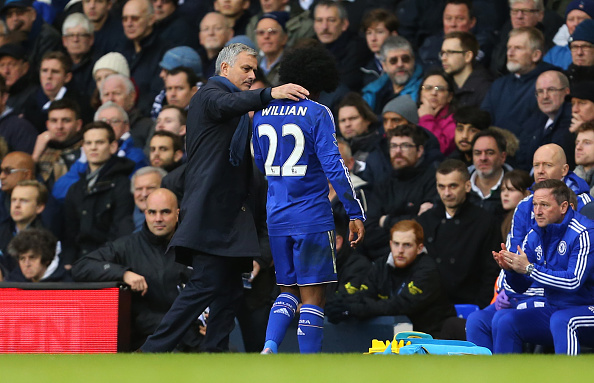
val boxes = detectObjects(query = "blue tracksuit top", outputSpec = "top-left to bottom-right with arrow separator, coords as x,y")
252,98 -> 365,236
507,172 -> 593,253
506,208 -> 594,309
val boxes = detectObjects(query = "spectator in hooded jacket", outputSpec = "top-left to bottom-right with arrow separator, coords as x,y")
544,0 -> 594,70
5,228 -> 71,282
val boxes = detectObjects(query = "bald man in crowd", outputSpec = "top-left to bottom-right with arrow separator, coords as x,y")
0,151 -> 62,239
518,70 -> 573,170
72,188 -> 199,350
0,152 -> 35,222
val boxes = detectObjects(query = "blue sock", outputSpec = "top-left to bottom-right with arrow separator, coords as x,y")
298,304 -> 324,353
263,293 -> 299,353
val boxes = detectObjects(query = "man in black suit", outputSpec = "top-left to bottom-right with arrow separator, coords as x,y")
140,43 -> 308,353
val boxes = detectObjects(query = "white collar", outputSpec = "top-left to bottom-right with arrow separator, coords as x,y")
470,168 -> 504,199
42,87 -> 68,110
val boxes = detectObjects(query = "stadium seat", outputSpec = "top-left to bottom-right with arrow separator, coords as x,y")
455,304 -> 480,319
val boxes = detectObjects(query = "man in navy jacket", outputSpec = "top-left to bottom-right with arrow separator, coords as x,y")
481,27 -> 558,169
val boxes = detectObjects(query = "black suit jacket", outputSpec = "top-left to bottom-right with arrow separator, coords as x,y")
170,78 -> 273,265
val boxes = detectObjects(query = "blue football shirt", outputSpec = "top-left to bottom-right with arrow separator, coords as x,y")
252,98 -> 365,236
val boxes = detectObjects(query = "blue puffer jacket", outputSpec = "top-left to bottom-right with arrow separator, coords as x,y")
506,208 -> 594,309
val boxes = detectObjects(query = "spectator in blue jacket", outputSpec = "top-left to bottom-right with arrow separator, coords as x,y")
362,35 -> 423,116
544,0 -> 594,70
566,18 -> 594,85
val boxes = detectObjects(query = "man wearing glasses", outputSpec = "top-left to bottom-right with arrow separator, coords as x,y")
363,124 -> 438,260
362,35 -> 423,115
61,13 -> 97,100
518,70 -> 573,170
544,0 -> 594,70
100,74 -> 153,149
440,31 -> 493,108
491,0 -> 563,76
0,151 -> 35,224
255,12 -> 288,87
567,19 -> 594,84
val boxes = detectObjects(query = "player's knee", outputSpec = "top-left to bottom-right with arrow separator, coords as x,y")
494,310 -> 519,337
550,311 -> 571,333
466,310 -> 489,334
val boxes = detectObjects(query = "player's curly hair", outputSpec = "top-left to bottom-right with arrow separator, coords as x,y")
279,45 -> 339,95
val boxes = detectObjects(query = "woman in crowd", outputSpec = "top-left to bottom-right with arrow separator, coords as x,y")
500,169 -> 532,240
417,70 -> 457,156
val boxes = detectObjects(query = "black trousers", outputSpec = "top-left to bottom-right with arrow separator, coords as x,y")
141,249 -> 249,352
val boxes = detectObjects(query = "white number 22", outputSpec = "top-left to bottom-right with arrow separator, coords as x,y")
258,123 -> 307,176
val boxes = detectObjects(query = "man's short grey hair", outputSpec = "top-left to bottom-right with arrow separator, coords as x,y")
215,43 -> 258,75
380,36 -> 413,62
130,166 -> 167,193
99,73 -> 135,98
509,26 -> 544,54
95,101 -> 129,123
509,0 -> 544,11
314,0 -> 348,20
62,12 -> 94,35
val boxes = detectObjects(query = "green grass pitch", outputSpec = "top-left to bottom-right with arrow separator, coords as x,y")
1,353 -> 593,383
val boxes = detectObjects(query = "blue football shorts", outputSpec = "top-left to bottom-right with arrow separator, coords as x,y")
269,230 -> 337,286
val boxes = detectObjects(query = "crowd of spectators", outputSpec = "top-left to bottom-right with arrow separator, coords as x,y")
1,0 -> 594,354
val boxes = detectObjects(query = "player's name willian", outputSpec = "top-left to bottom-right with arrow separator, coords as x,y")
261,105 -> 308,116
